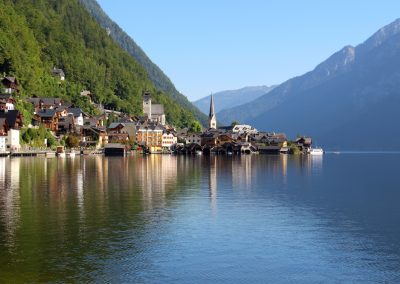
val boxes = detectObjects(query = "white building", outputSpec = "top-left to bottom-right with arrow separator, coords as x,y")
0,136 -> 6,152
7,129 -> 20,151
232,124 -> 258,135
162,132 -> 177,150
143,92 -> 166,125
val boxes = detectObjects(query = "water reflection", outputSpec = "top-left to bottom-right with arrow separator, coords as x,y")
0,154 -> 399,283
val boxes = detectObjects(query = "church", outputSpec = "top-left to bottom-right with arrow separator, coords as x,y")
208,94 -> 217,129
142,91 -> 166,125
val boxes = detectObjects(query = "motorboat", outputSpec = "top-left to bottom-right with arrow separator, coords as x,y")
309,147 -> 324,155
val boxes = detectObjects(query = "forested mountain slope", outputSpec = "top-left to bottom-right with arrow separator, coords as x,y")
79,0 -> 207,126
0,0 -> 199,128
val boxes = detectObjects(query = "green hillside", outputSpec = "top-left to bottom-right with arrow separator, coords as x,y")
79,0 -> 208,126
0,0 -> 199,128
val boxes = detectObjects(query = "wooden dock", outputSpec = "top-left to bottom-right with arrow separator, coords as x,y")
0,151 -> 56,157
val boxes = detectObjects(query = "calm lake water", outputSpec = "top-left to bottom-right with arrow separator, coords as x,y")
0,154 -> 400,283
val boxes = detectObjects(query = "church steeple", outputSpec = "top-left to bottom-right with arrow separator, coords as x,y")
208,94 -> 217,129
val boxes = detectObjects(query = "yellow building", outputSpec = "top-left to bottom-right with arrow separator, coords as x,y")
136,124 -> 163,153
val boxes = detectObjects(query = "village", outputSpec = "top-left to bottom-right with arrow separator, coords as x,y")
0,74 -> 313,156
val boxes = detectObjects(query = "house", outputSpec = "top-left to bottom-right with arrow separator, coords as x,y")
0,94 -> 15,110
142,92 -> 166,125
52,67 -> 65,81
135,122 -> 164,153
7,129 -> 20,151
185,133 -> 202,145
34,109 -> 58,131
295,136 -> 312,152
107,122 -> 129,143
162,132 -> 177,150
232,124 -> 258,135
40,98 -> 62,109
0,125 -> 21,151
81,126 -> 108,148
28,97 -> 63,111
201,130 -> 220,147
1,77 -> 19,94
0,110 -> 23,151
216,133 -> 233,146
269,133 -> 288,148
84,115 -> 105,128
67,108 -> 84,126
250,132 -> 270,143
80,90 -> 92,103
57,116 -> 74,134
0,110 -> 23,130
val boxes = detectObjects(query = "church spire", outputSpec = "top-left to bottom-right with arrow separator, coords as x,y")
208,94 -> 217,129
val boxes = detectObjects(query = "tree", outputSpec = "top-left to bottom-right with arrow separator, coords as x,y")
189,121 -> 202,133
65,135 -> 80,148
231,120 -> 240,127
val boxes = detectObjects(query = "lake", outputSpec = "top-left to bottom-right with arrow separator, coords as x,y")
0,154 -> 400,283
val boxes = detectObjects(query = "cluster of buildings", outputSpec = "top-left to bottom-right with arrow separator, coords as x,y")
175,95 -> 312,155
0,73 -> 312,154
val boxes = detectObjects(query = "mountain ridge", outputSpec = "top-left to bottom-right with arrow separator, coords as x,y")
218,18 -> 400,149
193,85 -> 276,116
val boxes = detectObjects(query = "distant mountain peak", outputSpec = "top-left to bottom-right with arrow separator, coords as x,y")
359,18 -> 400,53
312,45 -> 355,80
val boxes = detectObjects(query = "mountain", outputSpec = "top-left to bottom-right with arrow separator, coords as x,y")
0,0 -> 200,128
79,0 -> 207,126
193,85 -> 275,115
218,19 -> 400,150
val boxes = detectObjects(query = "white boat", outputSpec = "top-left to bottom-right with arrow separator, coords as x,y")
309,147 -> 324,155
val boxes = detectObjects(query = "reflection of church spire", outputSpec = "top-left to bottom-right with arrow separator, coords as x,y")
208,94 -> 217,129
209,156 -> 217,212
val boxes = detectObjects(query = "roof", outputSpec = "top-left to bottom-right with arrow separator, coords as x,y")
296,137 -> 312,144
108,122 -> 125,129
2,77 -> 17,83
209,94 -> 215,118
58,116 -> 74,127
28,97 -> 41,106
151,104 -> 164,115
218,126 -> 233,131
136,124 -> 163,131
52,68 -> 65,77
68,108 -> 83,117
0,110 -> 20,128
0,94 -> 13,100
41,98 -> 61,106
105,143 -> 125,149
36,109 -> 57,118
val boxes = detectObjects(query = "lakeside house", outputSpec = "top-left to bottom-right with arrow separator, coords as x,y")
0,110 -> 22,151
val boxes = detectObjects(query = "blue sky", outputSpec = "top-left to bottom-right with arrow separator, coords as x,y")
97,0 -> 400,101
